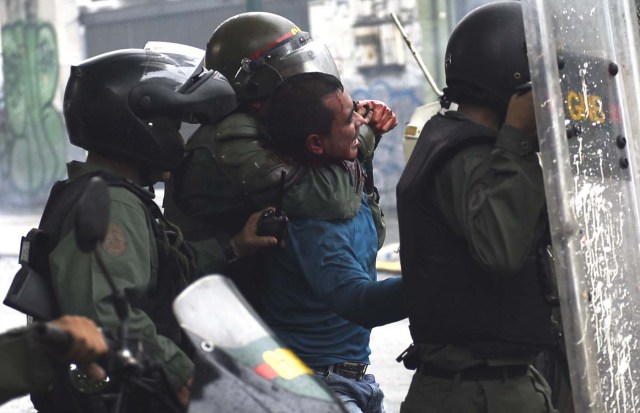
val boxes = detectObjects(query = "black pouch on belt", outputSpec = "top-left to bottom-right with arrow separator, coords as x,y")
396,343 -> 420,370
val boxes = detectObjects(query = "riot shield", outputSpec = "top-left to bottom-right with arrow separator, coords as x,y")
522,0 -> 640,411
173,275 -> 346,413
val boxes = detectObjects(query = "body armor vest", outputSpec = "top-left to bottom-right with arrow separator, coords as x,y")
396,112 -> 556,357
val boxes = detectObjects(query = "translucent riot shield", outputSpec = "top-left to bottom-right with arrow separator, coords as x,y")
522,0 -> 640,411
173,275 -> 347,413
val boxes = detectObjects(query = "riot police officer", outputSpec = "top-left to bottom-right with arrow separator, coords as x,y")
396,2 -> 559,412
27,46 -> 277,412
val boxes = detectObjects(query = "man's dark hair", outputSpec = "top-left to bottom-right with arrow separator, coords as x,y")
267,72 -> 344,161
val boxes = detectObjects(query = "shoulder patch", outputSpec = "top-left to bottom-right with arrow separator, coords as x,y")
102,223 -> 128,256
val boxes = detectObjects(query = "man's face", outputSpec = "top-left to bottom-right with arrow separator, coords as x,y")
319,89 -> 366,161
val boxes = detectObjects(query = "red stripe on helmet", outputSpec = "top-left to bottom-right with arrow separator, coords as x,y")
249,29 -> 299,60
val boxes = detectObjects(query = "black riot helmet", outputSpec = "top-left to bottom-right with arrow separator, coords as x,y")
444,1 -> 529,115
205,12 -> 340,101
64,43 -> 237,171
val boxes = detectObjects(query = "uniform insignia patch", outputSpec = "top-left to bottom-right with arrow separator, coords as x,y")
468,182 -> 489,213
102,223 -> 127,256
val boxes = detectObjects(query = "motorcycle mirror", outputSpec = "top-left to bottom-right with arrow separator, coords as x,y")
75,176 -> 110,253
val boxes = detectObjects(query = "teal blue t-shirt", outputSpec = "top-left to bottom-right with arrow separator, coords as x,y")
260,195 -> 406,367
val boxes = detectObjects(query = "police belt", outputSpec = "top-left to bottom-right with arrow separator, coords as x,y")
419,363 -> 528,381
314,362 -> 368,380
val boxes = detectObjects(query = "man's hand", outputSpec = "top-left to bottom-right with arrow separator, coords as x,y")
356,100 -> 398,135
49,315 -> 108,380
504,89 -> 537,136
231,208 -> 279,258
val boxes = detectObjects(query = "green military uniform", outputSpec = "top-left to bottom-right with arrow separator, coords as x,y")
0,325 -> 57,406
402,345 -> 556,413
48,161 -> 230,394
430,123 -> 544,274
397,112 -> 557,413
427,117 -> 570,412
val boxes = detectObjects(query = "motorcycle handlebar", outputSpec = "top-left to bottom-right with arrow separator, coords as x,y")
34,320 -> 129,373
34,321 -> 72,355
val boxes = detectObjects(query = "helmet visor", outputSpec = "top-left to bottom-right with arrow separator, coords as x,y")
130,42 -> 237,125
237,33 -> 340,82
141,41 -> 205,89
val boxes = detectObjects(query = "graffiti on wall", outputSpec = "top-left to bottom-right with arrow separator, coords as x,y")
349,78 -> 423,214
0,20 -> 66,210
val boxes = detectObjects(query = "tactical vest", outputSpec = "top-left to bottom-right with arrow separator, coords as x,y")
396,112 -> 556,357
25,170 -> 192,413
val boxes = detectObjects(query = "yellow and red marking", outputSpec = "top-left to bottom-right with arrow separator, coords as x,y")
254,347 -> 312,380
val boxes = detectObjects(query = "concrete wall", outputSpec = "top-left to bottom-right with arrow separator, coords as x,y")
309,0 -> 448,214
0,0 -> 82,210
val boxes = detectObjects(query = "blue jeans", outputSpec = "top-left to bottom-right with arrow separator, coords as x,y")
314,369 -> 385,413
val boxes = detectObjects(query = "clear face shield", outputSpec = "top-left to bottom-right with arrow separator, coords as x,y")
236,32 -> 340,86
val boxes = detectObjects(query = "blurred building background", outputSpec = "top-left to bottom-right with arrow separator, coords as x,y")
0,0 -> 496,217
